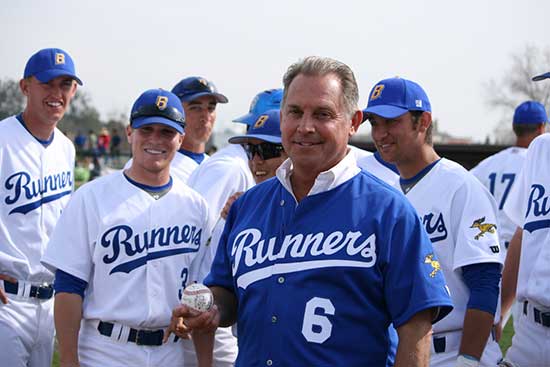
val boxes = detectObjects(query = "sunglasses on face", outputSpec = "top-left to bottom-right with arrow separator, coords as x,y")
130,105 -> 186,128
244,142 -> 284,160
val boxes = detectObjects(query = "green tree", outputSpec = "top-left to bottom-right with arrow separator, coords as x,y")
485,45 -> 550,144
0,78 -> 25,120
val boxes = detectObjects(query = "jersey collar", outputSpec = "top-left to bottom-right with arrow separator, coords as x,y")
276,149 -> 361,200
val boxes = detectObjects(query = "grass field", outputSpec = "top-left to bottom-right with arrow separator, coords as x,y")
50,320 -> 515,366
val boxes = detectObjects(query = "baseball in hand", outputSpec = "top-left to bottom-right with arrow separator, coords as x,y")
181,283 -> 213,312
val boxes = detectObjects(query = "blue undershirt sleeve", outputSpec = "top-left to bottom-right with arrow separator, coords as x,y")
53,269 -> 88,299
461,262 -> 501,315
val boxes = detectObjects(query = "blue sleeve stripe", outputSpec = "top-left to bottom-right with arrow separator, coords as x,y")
53,269 -> 88,299
461,262 -> 501,315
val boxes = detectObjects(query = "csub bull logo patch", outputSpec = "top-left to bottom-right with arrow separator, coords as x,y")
470,217 -> 497,240
424,254 -> 441,278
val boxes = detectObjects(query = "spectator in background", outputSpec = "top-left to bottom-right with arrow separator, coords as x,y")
110,128 -> 122,167
97,127 -> 111,163
74,130 -> 86,153
87,129 -> 98,156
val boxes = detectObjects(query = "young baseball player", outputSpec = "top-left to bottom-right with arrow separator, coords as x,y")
124,77 -> 228,184
0,48 -> 81,367
364,77 -> 504,367
187,88 -> 283,223
471,101 -> 547,252
170,76 -> 228,181
169,57 -> 453,367
42,89 -> 214,367
498,74 -> 550,367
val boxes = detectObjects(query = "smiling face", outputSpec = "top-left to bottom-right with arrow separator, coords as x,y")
281,73 -> 360,177
368,111 -> 428,168
245,138 -> 288,184
20,75 -> 77,131
126,123 -> 183,185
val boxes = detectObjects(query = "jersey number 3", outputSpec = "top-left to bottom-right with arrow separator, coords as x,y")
301,297 -> 335,344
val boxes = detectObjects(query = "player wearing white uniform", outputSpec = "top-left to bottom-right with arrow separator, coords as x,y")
499,102 -> 550,365
471,101 -> 547,252
188,88 -> 283,223
0,48 -> 81,367
123,77 -> 228,184
365,77 -> 504,367
42,89 -> 214,367
184,89 -> 284,367
169,56 -> 453,367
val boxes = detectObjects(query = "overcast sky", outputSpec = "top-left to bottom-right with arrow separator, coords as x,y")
1,0 -> 549,144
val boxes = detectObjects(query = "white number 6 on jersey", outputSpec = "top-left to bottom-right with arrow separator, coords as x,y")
301,297 -> 335,344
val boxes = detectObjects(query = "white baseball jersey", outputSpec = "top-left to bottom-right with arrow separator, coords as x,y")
42,171 -> 212,328
187,144 -> 254,222
403,158 -> 503,334
356,151 -> 400,187
123,151 -> 206,184
470,147 -> 527,248
504,134 -> 550,307
0,115 -> 74,283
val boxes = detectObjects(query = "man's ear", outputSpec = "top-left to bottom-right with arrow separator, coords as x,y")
126,125 -> 133,144
349,110 -> 363,137
19,78 -> 30,97
418,111 -> 432,133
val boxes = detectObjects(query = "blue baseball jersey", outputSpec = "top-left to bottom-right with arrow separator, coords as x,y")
205,171 -> 452,367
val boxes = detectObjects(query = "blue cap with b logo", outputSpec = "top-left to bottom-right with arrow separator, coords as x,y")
363,77 -> 431,120
130,89 -> 186,134
228,109 -> 281,144
513,101 -> 548,124
233,89 -> 283,126
171,76 -> 228,104
24,48 -> 83,85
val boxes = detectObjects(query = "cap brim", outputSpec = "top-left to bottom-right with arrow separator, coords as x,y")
180,92 -> 228,103
232,112 -> 257,125
532,72 -> 550,82
132,116 -> 184,134
229,134 -> 281,144
34,69 -> 83,85
362,105 -> 409,119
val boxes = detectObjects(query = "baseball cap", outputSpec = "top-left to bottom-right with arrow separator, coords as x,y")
171,76 -> 228,103
228,109 -> 281,144
513,101 -> 548,124
532,72 -> 550,82
233,89 -> 283,125
24,48 -> 83,85
130,89 -> 186,134
362,77 -> 431,121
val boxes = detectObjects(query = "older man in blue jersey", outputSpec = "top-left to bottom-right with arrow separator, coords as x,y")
168,56 -> 453,367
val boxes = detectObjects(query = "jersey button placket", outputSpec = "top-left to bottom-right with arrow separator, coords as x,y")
266,359 -> 273,366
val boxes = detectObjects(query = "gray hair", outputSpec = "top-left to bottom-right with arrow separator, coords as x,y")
282,56 -> 359,117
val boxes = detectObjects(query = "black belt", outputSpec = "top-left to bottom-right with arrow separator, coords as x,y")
3,281 -> 53,300
524,301 -> 550,327
433,336 -> 446,353
97,321 -> 165,346
433,329 -> 495,354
